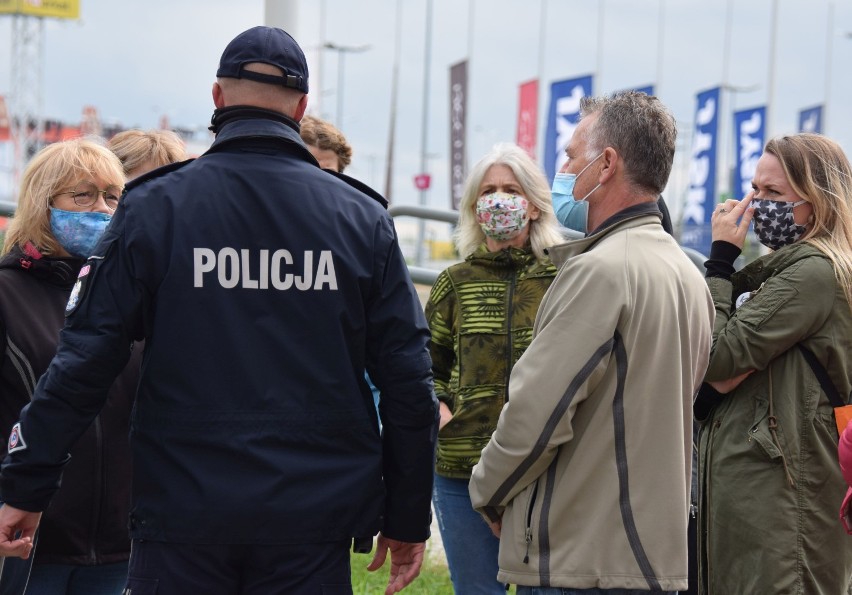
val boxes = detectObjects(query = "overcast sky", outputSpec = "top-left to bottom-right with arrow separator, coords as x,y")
1,0 -> 851,224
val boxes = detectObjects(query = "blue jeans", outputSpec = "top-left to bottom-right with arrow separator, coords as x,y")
432,474 -> 506,595
517,587 -> 675,595
24,561 -> 128,595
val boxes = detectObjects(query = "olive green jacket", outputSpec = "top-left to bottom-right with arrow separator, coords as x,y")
698,242 -> 852,595
425,244 -> 556,478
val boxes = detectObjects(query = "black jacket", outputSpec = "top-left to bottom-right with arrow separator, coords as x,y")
0,246 -> 139,565
1,112 -> 438,545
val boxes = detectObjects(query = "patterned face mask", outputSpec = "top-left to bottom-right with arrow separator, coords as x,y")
49,207 -> 112,258
476,192 -> 529,241
751,198 -> 808,251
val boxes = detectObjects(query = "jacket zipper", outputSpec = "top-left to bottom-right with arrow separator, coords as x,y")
504,270 -> 516,403
703,418 -> 721,593
89,415 -> 104,564
523,481 -> 539,564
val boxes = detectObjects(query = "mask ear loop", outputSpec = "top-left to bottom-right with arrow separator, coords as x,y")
791,199 -> 813,230
575,153 -> 604,203
581,183 -> 601,202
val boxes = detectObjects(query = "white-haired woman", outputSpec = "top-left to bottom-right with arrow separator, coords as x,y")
426,143 -> 564,594
0,139 -> 140,595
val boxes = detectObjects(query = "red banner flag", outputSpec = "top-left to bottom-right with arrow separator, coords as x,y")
0,96 -> 9,141
516,79 -> 538,159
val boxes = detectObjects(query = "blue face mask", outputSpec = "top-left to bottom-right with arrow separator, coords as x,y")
551,153 -> 603,234
552,173 -> 589,234
49,208 -> 112,259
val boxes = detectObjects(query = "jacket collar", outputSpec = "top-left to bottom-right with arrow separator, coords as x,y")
732,241 -> 826,297
467,243 -> 537,268
0,245 -> 83,288
206,108 -> 310,160
208,105 -> 300,135
589,201 -> 663,235
204,109 -> 390,210
546,204 -> 663,268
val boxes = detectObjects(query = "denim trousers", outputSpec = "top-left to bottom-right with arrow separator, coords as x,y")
517,587 -> 675,595
432,474 -> 507,595
24,561 -> 129,595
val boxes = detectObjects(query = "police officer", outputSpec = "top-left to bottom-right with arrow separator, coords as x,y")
0,26 -> 438,595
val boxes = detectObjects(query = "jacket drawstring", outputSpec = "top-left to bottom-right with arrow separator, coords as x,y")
768,364 -> 796,489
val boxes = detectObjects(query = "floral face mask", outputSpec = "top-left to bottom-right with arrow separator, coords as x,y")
476,192 -> 529,241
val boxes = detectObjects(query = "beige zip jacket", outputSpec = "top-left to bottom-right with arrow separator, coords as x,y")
470,209 -> 714,590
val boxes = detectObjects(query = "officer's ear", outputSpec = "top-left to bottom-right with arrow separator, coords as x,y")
293,94 -> 308,122
212,82 -> 226,109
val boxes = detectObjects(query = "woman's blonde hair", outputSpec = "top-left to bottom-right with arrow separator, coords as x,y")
454,143 -> 564,262
766,133 -> 852,310
3,138 -> 125,257
107,129 -> 186,179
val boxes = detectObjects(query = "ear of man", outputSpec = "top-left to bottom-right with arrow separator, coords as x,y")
212,82 -> 225,110
293,94 -> 308,122
598,147 -> 618,185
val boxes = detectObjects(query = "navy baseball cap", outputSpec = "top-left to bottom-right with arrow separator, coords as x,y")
216,26 -> 309,94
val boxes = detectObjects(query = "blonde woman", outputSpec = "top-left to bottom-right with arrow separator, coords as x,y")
107,129 -> 186,181
0,139 -> 140,594
697,133 -> 852,594
426,143 -> 564,594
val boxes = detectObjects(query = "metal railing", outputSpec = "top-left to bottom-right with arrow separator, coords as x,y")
0,202 -> 708,281
388,204 -> 707,286
388,205 -> 462,286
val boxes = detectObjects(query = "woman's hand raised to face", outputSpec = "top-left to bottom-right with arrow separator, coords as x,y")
711,192 -> 755,249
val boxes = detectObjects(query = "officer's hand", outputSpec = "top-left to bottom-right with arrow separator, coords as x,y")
0,504 -> 40,559
366,533 -> 425,594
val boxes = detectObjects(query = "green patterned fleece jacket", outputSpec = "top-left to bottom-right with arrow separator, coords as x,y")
425,244 -> 557,478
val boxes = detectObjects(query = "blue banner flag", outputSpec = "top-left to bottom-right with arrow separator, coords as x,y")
544,75 -> 593,182
680,87 -> 721,256
633,85 -> 655,96
798,105 -> 823,133
733,106 -> 766,200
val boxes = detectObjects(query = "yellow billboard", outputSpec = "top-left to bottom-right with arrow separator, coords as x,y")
0,0 -> 80,19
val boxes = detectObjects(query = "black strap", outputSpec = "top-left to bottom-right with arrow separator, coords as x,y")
798,345 -> 847,407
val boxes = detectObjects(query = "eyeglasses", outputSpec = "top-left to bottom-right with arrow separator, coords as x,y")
53,182 -> 122,211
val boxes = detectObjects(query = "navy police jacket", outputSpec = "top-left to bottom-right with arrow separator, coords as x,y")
0,113 -> 438,545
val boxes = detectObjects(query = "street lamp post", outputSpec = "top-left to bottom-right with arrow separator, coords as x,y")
823,1 -> 852,133
415,0 -> 434,267
323,42 -> 370,128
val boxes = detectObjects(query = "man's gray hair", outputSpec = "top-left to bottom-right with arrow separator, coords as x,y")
580,91 -> 677,195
